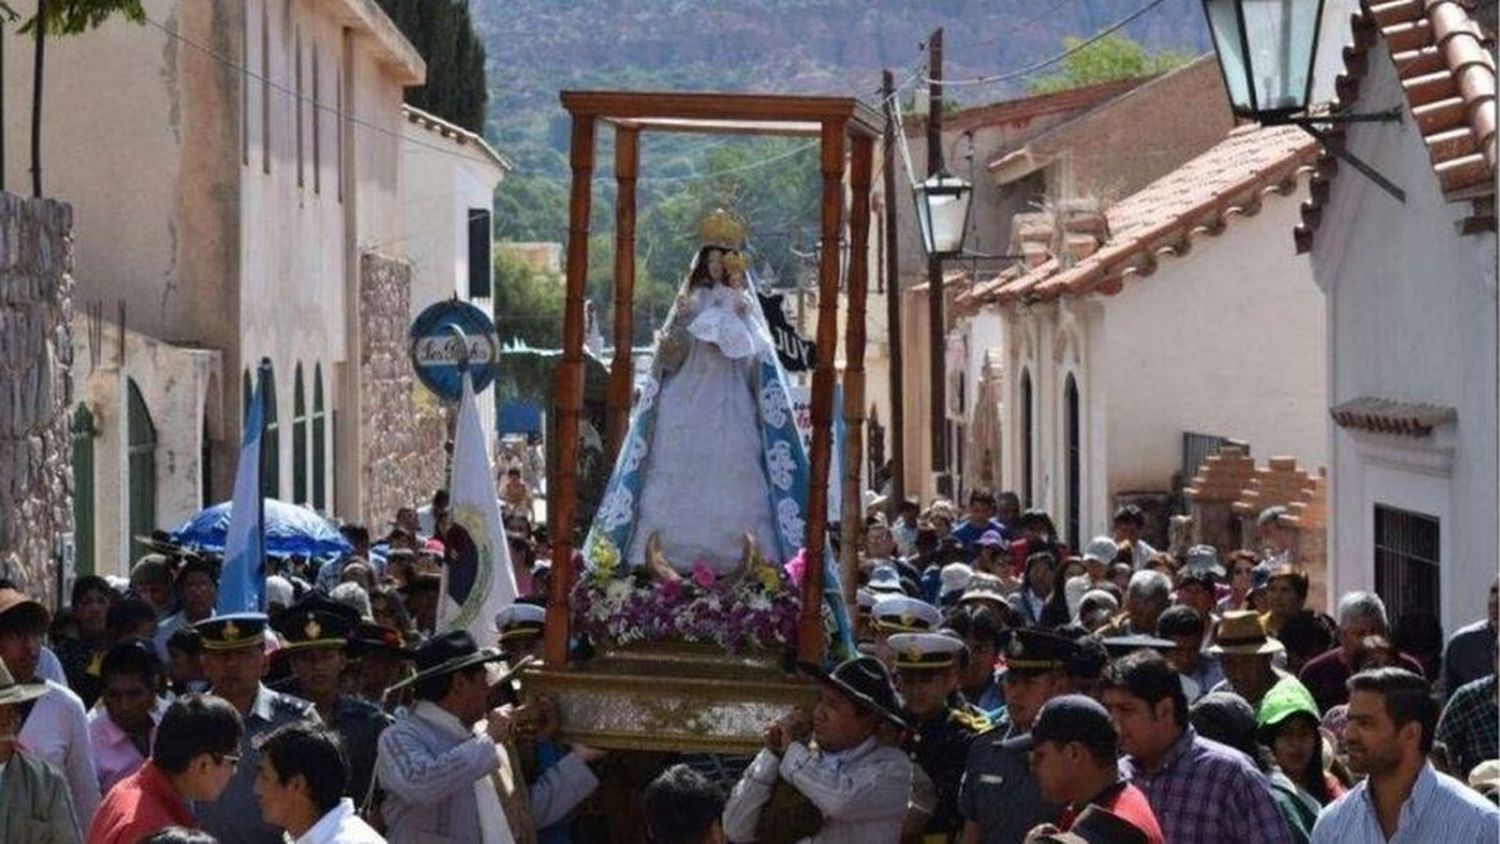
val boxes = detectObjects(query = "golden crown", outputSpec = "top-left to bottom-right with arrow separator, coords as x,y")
699,208 -> 747,249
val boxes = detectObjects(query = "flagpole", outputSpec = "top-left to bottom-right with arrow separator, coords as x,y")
444,326 -> 470,492
256,357 -> 271,611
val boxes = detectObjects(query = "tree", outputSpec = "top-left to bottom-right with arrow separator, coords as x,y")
492,250 -> 565,348
1026,33 -> 1192,95
375,0 -> 487,133
7,0 -> 145,196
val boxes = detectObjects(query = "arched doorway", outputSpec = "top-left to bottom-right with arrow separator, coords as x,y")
126,381 -> 156,557
1020,368 -> 1033,507
261,365 -> 280,499
71,405 -> 97,575
312,364 -> 327,512
1064,374 -> 1081,550
293,364 -> 308,505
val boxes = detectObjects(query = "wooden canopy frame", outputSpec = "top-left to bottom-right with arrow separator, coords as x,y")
545,91 -> 881,668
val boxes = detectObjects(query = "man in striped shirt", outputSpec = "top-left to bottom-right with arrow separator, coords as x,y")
1101,650 -> 1293,844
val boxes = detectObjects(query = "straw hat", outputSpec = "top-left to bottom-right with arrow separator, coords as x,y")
1210,610 -> 1285,656
0,657 -> 49,707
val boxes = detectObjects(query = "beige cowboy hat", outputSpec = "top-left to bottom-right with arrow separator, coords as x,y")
0,657 -> 49,707
1210,610 -> 1285,656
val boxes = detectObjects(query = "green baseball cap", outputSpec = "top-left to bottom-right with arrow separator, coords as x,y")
1257,676 -> 1319,730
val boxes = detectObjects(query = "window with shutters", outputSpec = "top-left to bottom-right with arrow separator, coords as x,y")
127,381 -> 156,558
71,405 -> 96,576
469,208 -> 493,298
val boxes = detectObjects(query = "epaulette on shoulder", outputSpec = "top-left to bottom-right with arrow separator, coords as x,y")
952,707 -> 992,734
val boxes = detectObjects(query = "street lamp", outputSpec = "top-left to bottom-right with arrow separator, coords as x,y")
1200,0 -> 1405,201
913,170 -> 973,258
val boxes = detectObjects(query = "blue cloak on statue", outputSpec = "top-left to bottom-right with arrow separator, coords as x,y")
582,246 -> 852,659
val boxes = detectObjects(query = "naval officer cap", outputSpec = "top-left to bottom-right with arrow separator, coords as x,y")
494,602 -> 546,644
272,594 -> 361,652
1000,628 -> 1079,676
871,595 -> 942,634
888,632 -> 966,672
194,612 -> 271,652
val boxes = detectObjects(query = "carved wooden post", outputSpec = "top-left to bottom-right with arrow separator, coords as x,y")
799,119 -> 846,666
545,114 -> 595,669
840,135 -> 873,619
606,126 -> 639,461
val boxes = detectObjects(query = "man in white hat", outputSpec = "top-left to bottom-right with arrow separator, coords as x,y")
890,632 -> 989,840
1066,537 -> 1119,620
0,655 -> 79,842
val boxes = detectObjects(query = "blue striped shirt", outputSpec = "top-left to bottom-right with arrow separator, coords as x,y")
1310,762 -> 1498,844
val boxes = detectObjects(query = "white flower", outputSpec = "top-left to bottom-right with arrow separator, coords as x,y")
766,441 -> 796,491
595,486 -> 634,533
777,498 -> 806,546
760,382 -> 790,429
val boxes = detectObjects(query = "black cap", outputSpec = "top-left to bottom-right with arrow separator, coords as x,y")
1003,694 -> 1117,756
384,630 -> 521,695
272,594 -> 360,651
346,622 -> 415,658
1100,634 -> 1176,658
1001,628 -> 1079,675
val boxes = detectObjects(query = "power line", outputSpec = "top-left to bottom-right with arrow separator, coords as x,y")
925,0 -> 1172,87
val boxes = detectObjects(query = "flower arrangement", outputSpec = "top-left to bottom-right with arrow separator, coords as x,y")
574,534 -> 801,653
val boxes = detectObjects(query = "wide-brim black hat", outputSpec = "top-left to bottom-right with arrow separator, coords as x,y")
347,622 -> 416,658
383,630 -> 529,695
797,656 -> 909,730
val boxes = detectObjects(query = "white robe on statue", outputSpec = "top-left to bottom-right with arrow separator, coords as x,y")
625,284 -> 781,575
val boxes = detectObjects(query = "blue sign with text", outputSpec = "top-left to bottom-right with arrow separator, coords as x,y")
408,299 -> 500,402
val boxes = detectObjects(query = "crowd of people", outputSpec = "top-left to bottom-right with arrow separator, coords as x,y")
0,486 -> 1495,843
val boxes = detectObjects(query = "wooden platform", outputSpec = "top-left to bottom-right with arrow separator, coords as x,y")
521,644 -> 817,755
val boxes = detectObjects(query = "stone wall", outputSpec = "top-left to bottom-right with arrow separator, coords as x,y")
0,194 -> 74,605
359,252 -> 446,526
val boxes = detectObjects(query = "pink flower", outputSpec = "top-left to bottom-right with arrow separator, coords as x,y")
784,548 -> 808,588
691,561 -> 716,589
658,577 -> 682,602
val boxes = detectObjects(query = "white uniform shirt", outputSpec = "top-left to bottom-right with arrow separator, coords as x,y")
290,798 -> 386,844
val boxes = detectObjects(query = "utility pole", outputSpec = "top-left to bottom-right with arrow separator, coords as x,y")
882,69 -> 905,516
926,28 -> 950,498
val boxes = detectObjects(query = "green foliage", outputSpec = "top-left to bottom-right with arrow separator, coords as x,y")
492,251 -> 565,348
10,0 -> 143,35
376,0 -> 487,133
1026,33 -> 1193,95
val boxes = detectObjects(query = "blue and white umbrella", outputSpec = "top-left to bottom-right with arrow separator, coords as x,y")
171,499 -> 352,559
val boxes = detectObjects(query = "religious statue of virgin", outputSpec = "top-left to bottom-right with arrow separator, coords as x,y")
586,210 -> 815,576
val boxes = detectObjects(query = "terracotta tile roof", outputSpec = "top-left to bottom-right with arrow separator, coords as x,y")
958,125 -> 1316,310
1295,0 -> 1497,252
403,105 -> 512,174
1330,396 -> 1457,436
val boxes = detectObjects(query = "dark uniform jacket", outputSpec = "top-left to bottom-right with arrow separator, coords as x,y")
196,685 -> 320,844
326,694 -> 394,802
912,701 -> 989,839
958,711 -> 1061,844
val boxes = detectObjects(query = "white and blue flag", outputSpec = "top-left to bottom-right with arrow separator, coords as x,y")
218,364 -> 267,614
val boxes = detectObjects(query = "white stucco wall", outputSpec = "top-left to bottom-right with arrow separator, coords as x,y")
1099,196 -> 1328,491
999,189 -> 1328,542
1311,46 -> 1498,628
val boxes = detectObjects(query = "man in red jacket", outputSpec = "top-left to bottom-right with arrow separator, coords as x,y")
88,693 -> 242,844
1014,694 -> 1166,844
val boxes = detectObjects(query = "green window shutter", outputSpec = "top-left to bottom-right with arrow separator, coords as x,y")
126,381 -> 157,559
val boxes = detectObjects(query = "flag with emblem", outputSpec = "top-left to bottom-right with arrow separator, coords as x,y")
437,368 -> 517,641
218,360 -> 269,614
